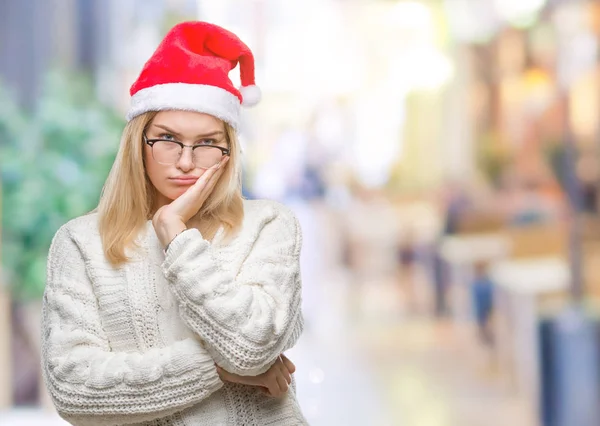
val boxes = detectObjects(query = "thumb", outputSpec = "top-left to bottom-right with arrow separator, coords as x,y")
280,354 -> 296,374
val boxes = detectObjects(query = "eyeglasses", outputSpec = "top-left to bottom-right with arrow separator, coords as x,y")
143,133 -> 230,169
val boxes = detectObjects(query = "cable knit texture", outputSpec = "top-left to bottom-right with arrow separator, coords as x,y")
41,199 -> 307,425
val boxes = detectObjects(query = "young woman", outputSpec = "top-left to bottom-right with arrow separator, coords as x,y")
41,21 -> 307,425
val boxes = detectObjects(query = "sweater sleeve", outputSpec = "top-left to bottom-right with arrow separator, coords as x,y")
162,203 -> 304,377
41,225 -> 223,426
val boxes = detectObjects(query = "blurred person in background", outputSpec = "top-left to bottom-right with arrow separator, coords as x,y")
470,260 -> 495,346
396,228 -> 423,315
430,181 -> 472,318
441,180 -> 472,236
40,22 -> 308,425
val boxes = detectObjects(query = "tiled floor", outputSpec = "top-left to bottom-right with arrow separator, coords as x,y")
358,318 -> 533,426
289,267 -> 534,426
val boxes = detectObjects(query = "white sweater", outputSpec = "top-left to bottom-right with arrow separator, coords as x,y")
41,199 -> 307,425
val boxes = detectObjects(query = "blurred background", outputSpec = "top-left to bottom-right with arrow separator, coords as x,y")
2,0 -> 600,425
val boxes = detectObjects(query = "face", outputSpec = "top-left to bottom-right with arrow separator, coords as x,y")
144,110 -> 229,208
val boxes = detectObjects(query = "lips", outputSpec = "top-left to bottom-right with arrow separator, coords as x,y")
170,176 -> 198,185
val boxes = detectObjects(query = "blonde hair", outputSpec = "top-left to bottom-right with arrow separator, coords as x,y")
97,111 -> 244,266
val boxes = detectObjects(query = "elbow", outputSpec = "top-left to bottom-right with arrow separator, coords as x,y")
45,390 -> 100,426
43,374 -> 99,426
211,335 -> 288,376
55,410 -> 101,426
42,367 -> 217,426
217,320 -> 304,377
46,388 -> 183,426
221,354 -> 279,377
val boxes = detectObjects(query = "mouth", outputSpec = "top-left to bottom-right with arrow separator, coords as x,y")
170,177 -> 199,185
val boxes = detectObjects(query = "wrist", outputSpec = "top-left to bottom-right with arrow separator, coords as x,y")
158,221 -> 187,248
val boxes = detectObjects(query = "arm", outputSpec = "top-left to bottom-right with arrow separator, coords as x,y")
41,225 -> 223,426
162,203 -> 304,377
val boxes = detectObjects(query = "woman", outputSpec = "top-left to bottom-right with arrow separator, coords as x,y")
41,21 -> 307,425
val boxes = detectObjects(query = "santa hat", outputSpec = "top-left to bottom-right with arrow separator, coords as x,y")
126,21 -> 261,129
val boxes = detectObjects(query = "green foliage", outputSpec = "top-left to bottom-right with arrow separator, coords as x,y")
476,130 -> 512,187
0,71 -> 125,300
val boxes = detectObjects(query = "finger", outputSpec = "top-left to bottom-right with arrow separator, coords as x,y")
175,164 -> 222,210
171,168 -> 217,211
202,161 -> 227,193
280,366 -> 291,385
280,354 -> 296,373
280,354 -> 296,374
186,159 -> 222,189
276,360 -> 291,384
266,378 -> 281,398
275,374 -> 289,394
218,155 -> 230,167
216,368 -> 230,382
194,159 -> 227,198
192,163 -> 221,191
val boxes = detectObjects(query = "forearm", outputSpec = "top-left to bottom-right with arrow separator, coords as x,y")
43,333 -> 223,425
44,226 -> 223,425
162,207 -> 304,376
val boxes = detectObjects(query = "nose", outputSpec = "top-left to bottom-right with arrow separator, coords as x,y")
176,146 -> 195,172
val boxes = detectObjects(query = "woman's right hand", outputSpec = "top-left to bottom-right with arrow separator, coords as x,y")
216,354 -> 296,398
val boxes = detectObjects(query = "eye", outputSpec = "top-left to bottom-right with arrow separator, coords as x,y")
198,139 -> 216,145
159,133 -> 177,141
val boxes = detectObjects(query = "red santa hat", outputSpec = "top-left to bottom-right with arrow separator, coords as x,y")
126,21 -> 261,129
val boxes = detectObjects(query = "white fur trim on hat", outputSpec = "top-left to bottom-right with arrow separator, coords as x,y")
127,83 -> 241,129
240,85 -> 261,106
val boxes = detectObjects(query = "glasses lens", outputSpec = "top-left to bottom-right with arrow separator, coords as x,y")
194,146 -> 224,169
152,141 -> 181,164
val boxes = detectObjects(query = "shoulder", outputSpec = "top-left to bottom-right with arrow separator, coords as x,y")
242,198 -> 299,230
243,198 -> 297,219
51,211 -> 100,248
240,199 -> 302,246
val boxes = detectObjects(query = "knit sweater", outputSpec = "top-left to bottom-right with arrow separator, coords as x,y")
41,199 -> 307,426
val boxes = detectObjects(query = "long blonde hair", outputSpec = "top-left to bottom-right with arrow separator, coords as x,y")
97,111 -> 244,266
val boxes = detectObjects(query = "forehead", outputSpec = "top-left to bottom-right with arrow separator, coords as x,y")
150,110 -> 224,133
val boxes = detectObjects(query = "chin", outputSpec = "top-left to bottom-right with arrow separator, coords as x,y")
170,187 -> 188,199
155,188 -> 182,203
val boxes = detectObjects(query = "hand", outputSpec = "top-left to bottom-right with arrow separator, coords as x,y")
152,157 -> 229,247
216,354 -> 296,398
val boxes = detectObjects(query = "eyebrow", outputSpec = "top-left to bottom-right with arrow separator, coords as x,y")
152,124 -> 225,139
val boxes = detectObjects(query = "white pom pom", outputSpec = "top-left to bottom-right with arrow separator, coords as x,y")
240,85 -> 262,106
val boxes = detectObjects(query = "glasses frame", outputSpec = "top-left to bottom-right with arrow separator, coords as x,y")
143,132 -> 230,166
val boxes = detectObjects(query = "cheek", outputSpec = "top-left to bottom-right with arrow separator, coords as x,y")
144,149 -> 162,184
144,149 -> 205,201
144,150 -> 173,197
